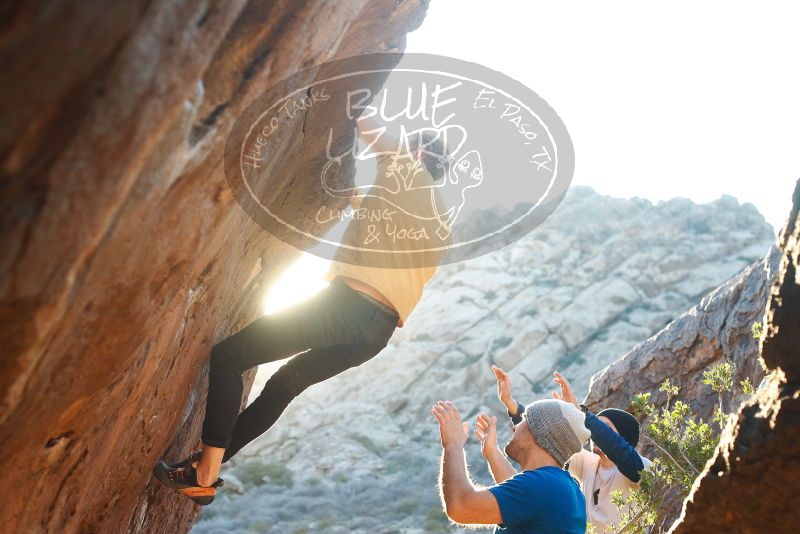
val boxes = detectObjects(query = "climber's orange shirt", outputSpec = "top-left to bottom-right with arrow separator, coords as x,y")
325,153 -> 450,327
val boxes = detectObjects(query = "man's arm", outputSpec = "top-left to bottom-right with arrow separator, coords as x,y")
484,445 -> 517,484
474,413 -> 517,483
499,370 -> 579,425
439,445 -> 504,525
492,366 -> 526,424
509,400 -> 525,425
433,401 -> 504,526
583,411 -> 645,483
552,371 -> 645,483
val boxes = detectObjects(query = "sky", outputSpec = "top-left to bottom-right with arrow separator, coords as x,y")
403,0 -> 799,232
254,1 -> 798,396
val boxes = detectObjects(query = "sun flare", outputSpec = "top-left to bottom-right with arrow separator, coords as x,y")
261,253 -> 331,315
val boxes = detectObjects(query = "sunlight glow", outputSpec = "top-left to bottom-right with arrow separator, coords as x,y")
261,253 -> 331,315
260,156 -> 370,316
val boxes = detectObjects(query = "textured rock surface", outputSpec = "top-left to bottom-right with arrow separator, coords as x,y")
0,2 -> 427,533
583,243 -> 779,530
672,180 -> 800,534
584,247 -> 780,435
193,188 -> 774,533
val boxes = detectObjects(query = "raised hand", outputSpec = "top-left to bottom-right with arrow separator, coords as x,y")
492,365 -> 518,414
431,401 -> 470,449
552,371 -> 579,407
473,414 -> 499,458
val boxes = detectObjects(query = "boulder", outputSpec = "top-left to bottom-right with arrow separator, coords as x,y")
585,247 -> 780,429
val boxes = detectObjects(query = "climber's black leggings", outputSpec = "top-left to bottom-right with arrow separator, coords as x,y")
201,277 -> 398,462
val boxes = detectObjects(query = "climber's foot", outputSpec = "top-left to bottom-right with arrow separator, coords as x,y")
153,454 -> 224,506
166,450 -> 204,470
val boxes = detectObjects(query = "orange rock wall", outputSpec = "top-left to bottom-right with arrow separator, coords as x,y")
0,1 -> 428,532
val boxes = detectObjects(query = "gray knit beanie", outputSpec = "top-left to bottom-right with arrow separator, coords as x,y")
524,399 -> 591,466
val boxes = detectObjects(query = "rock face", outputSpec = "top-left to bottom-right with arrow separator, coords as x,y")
672,180 -> 800,534
584,247 -> 780,433
0,2 -> 427,533
582,242 -> 779,530
192,188 -> 774,534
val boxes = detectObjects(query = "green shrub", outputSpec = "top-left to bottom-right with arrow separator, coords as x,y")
611,361 -> 754,533
751,321 -> 764,339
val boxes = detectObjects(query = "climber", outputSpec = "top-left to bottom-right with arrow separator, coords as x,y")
432,398 -> 589,533
153,120 -> 453,505
491,365 -> 652,533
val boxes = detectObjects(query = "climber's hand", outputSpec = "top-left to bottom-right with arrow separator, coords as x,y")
432,401 -> 469,449
492,365 -> 519,415
474,414 -> 498,458
552,372 -> 579,407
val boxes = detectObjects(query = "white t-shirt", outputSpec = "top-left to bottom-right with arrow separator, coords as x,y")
568,449 -> 653,533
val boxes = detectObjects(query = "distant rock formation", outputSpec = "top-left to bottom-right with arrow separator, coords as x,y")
0,2 -> 427,533
672,179 -> 799,533
192,187 -> 775,533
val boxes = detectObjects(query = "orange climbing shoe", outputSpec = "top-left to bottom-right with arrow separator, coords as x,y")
153,452 -> 224,506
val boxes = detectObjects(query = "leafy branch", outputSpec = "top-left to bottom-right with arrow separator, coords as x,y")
609,361 -> 756,534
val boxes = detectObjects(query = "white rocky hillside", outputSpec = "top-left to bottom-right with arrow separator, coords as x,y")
193,186 -> 774,534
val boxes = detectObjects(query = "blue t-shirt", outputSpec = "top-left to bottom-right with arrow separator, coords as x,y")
487,466 -> 586,534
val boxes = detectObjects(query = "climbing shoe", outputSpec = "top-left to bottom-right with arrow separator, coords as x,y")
165,450 -> 204,470
153,452 -> 224,506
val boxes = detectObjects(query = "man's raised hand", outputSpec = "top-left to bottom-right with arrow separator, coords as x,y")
473,414 -> 498,458
552,371 -> 579,407
492,365 -> 518,415
432,401 -> 470,449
